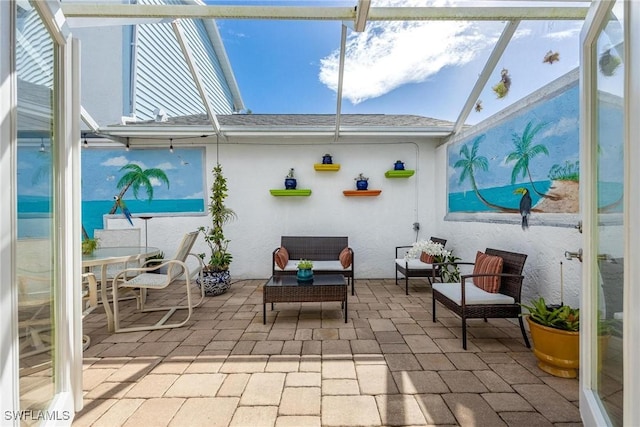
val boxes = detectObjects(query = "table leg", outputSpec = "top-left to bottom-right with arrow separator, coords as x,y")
263,302 -> 266,324
344,296 -> 348,323
100,265 -> 114,332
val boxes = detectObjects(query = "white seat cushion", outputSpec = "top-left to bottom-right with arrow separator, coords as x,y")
395,258 -> 434,270
432,282 -> 515,305
278,260 -> 348,272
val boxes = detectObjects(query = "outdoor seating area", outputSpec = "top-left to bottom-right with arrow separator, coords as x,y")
75,277 -> 582,427
273,236 -> 355,295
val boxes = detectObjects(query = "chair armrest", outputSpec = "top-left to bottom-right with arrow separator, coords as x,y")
395,245 -> 413,258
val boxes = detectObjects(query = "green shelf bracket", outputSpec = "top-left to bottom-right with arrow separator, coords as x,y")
384,170 -> 415,178
269,189 -> 312,196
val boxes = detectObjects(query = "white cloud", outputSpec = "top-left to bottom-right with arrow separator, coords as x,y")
318,2 -> 499,104
155,161 -> 175,170
149,177 -> 164,187
101,156 -> 147,169
541,117 -> 578,138
513,28 -> 532,39
101,156 -> 130,167
545,26 -> 581,41
186,191 -> 203,199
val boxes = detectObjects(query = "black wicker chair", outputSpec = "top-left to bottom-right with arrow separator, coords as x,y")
395,237 -> 447,295
431,248 -> 530,350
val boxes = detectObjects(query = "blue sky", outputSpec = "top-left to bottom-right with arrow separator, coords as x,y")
211,1 -> 584,124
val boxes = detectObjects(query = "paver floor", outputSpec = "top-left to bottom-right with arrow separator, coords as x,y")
74,279 -> 583,427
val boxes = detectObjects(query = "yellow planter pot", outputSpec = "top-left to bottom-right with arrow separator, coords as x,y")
526,316 -> 579,378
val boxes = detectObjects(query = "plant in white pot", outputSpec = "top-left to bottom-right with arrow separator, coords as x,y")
197,163 -> 236,296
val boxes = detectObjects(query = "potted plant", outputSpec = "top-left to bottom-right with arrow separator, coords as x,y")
521,297 -> 580,378
394,160 -> 405,170
197,163 -> 236,296
82,237 -> 99,255
354,173 -> 369,190
296,259 -> 314,282
405,239 -> 459,283
144,251 -> 165,273
435,251 -> 461,283
285,168 -> 297,189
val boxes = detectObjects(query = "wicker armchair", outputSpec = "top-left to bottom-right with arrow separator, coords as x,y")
394,237 -> 447,295
431,248 -> 530,350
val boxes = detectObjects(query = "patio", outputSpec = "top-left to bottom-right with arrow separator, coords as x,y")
74,278 -> 581,427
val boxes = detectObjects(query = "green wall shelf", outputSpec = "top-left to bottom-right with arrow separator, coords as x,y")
385,170 -> 415,178
343,190 -> 382,197
314,164 -> 341,171
270,189 -> 312,196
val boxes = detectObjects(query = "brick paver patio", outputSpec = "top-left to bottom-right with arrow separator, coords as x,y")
74,279 -> 582,426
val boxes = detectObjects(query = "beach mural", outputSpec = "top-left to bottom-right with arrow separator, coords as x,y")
448,82 -> 585,217
80,147 -> 206,237
18,147 -> 206,238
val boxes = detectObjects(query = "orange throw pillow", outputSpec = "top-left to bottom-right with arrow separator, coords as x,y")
473,251 -> 503,293
420,252 -> 434,264
275,246 -> 289,270
339,247 -> 352,268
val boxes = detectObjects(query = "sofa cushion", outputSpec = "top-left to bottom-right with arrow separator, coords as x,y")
395,258 -> 433,270
432,282 -> 515,305
275,246 -> 289,270
282,260 -> 347,272
339,247 -> 352,268
473,251 -> 503,293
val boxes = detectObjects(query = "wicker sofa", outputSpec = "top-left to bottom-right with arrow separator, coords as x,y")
272,236 -> 355,295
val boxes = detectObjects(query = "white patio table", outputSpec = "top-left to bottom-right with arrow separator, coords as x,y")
82,246 -> 160,332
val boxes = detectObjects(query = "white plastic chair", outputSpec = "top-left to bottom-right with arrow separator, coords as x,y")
111,231 -> 205,333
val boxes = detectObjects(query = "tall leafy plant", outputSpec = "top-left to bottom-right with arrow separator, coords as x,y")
198,164 -> 236,272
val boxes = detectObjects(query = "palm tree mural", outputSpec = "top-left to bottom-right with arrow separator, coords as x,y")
454,135 -> 518,213
505,120 -> 551,198
108,163 -> 170,215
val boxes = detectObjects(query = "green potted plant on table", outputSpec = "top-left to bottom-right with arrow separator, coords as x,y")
296,259 -> 314,282
197,163 -> 236,296
521,297 -> 580,378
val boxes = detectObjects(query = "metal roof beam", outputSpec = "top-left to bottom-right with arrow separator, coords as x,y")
354,0 -> 371,32
334,25 -> 347,142
172,20 -> 222,136
60,4 -> 588,21
367,6 -> 587,21
451,20 -> 520,137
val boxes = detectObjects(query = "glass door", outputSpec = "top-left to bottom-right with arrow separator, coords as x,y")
16,2 -> 57,419
592,6 -> 624,425
580,1 -> 626,425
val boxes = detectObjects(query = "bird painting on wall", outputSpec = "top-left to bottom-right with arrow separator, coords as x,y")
114,196 -> 134,226
514,188 -> 531,230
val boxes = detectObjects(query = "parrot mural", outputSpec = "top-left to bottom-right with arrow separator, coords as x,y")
514,188 -> 531,230
114,196 -> 134,226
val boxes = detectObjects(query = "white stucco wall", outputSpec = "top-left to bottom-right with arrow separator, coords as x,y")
106,139 -> 440,281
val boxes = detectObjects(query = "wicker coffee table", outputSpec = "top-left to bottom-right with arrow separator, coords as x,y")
263,274 -> 347,324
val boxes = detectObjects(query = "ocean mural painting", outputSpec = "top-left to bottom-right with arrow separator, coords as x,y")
81,147 -> 206,237
448,83 -> 582,216
17,146 -> 206,239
